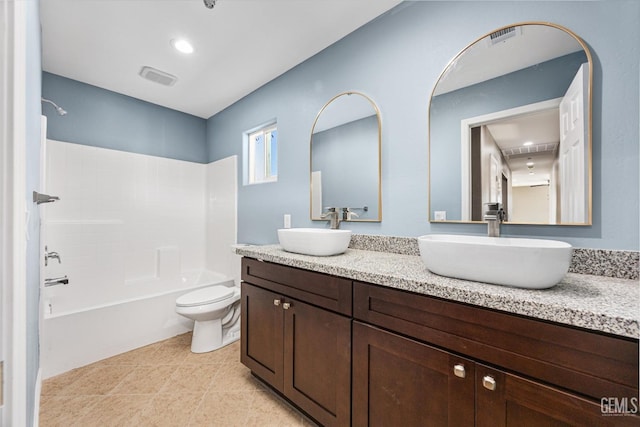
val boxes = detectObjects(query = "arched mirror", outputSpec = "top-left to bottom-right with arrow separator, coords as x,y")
310,91 -> 382,222
429,22 -> 592,225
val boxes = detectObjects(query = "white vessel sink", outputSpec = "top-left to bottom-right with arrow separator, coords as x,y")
278,228 -> 352,256
417,234 -> 572,289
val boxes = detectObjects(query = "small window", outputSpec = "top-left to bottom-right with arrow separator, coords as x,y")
245,122 -> 278,185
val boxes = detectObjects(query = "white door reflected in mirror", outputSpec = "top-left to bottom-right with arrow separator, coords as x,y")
429,22 -> 592,225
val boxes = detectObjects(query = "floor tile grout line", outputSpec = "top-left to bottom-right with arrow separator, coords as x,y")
105,364 -> 143,396
184,389 -> 213,427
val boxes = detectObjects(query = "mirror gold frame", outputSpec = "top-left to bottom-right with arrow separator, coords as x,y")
310,91 -> 382,222
428,22 -> 592,225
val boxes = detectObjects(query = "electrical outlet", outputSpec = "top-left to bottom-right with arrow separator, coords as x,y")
283,214 -> 291,229
434,211 -> 447,221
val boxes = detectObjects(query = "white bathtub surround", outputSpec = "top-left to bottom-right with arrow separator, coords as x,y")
206,155 -> 241,284
42,140 -> 239,378
44,140 -> 207,312
156,246 -> 182,280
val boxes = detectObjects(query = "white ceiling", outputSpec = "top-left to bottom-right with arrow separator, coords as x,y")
486,109 -> 560,186
40,0 -> 403,119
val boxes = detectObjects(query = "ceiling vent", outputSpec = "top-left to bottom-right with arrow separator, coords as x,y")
139,66 -> 177,86
502,142 -> 559,159
488,26 -> 520,46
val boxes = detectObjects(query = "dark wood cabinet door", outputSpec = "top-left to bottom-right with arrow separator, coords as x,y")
241,282 -> 284,391
476,364 -> 640,427
353,281 -> 639,402
352,322 -> 475,427
283,297 -> 351,427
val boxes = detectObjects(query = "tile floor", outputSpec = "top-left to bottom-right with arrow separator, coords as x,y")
39,333 -> 317,426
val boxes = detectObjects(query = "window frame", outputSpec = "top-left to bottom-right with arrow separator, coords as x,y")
243,121 -> 278,186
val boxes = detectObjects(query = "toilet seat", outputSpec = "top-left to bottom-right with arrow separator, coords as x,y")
176,286 -> 235,307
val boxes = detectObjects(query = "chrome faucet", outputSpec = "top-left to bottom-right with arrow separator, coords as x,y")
341,207 -> 359,221
321,207 -> 341,229
483,203 -> 505,237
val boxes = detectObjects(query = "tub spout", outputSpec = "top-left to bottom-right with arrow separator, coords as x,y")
45,276 -> 69,287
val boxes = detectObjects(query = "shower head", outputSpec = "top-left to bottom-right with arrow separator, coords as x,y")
41,98 -> 67,116
203,0 -> 216,9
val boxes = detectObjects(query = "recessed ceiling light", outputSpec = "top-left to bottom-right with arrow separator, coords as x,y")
523,141 -> 533,147
526,162 -> 535,166
171,39 -> 194,54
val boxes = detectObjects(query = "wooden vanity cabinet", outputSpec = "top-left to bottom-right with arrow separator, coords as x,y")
240,258 -> 352,427
353,322 -> 622,426
240,258 -> 639,426
474,363 -> 634,427
352,321 -> 476,426
353,281 -> 640,427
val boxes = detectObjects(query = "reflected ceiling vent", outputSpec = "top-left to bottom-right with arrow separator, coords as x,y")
139,66 -> 177,86
488,26 -> 520,46
502,142 -> 558,159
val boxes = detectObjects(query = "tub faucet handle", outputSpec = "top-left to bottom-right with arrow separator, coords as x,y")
44,245 -> 62,266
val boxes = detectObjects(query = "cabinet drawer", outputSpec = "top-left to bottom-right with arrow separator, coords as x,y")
242,258 -> 352,316
353,281 -> 639,401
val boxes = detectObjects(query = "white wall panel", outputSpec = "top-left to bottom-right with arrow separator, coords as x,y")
44,139 -> 208,313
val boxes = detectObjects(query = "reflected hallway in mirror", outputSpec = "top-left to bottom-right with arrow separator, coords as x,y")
429,22 -> 592,225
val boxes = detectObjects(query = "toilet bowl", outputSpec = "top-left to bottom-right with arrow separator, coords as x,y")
175,285 -> 241,353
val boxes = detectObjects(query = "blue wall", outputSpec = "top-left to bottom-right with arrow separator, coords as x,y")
42,72 -> 207,163
312,115 -> 379,219
206,1 -> 639,250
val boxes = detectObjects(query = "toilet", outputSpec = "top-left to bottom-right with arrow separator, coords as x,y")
175,285 -> 241,353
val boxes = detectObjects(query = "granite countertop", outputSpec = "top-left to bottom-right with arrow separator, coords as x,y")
235,244 -> 640,339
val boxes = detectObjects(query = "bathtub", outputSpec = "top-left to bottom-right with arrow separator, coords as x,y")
41,269 -> 235,379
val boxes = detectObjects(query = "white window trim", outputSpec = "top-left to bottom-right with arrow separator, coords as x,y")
243,121 -> 278,186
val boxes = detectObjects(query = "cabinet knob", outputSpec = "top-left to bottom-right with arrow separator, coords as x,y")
453,364 -> 466,378
273,299 -> 281,306
282,302 -> 291,310
482,375 -> 496,391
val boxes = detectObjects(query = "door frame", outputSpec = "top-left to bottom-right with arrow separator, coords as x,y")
1,0 -> 28,425
460,98 -> 561,221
